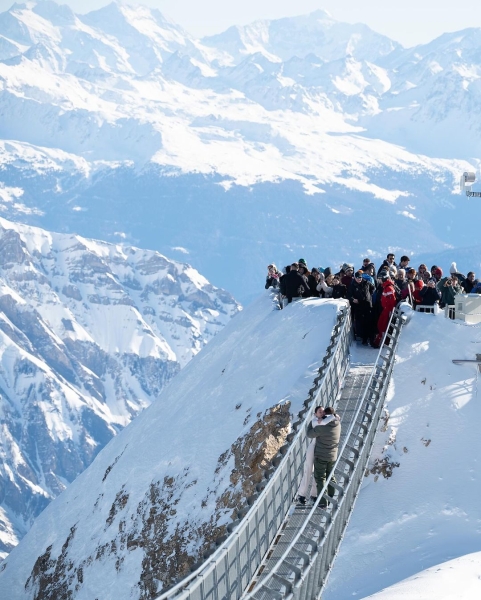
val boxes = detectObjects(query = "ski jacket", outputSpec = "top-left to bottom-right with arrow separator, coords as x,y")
437,278 -> 462,307
316,279 -> 333,298
332,284 -> 347,299
420,286 -> 441,305
462,279 -> 475,293
351,279 -> 375,308
381,280 -> 397,311
307,418 -> 341,462
282,270 -> 309,300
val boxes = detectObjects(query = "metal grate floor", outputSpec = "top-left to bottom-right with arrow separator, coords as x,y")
249,359 -> 375,591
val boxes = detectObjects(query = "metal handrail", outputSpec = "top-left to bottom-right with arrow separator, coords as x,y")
415,304 -> 436,313
156,303 -> 352,600
244,307 -> 406,600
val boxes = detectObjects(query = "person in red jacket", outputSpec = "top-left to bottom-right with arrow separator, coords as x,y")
374,276 -> 397,347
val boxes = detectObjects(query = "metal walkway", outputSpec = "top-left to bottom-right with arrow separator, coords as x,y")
157,305 -> 407,600
246,361 -> 375,593
243,308 -> 406,600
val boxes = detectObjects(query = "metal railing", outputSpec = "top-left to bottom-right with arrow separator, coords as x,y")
415,304 -> 436,314
156,303 -> 352,600
244,306 -> 406,600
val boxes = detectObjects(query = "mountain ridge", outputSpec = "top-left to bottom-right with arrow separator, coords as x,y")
0,215 -> 240,557
0,0 -> 480,301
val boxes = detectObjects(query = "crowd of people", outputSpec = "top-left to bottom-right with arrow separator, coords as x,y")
266,255 -> 481,348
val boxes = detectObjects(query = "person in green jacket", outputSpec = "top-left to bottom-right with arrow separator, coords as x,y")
307,407 -> 341,508
437,275 -> 462,309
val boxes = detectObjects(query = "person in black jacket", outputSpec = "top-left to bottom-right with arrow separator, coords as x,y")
462,272 -> 476,293
350,271 -> 375,345
377,253 -> 397,278
308,268 -> 322,297
419,278 -> 441,310
331,276 -> 347,299
283,263 -> 310,303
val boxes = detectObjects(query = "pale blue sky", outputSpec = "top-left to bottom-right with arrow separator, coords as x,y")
1,0 -> 480,47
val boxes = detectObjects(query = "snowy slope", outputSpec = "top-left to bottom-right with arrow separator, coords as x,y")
0,3 -> 480,301
364,551 -> 481,599
0,216 -> 239,558
0,295 -> 345,598
324,311 -> 481,599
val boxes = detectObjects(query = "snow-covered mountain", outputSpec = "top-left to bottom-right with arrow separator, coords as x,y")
201,10 -> 401,65
0,294 -> 344,598
0,2 -> 480,303
0,216 -> 239,558
324,311 -> 481,599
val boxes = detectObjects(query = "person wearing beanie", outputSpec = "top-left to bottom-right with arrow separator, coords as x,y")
449,262 -> 466,283
362,272 -> 375,286
299,258 -> 307,267
341,265 -> 354,289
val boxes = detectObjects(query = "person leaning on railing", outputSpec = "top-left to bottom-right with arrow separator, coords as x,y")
419,278 -> 441,311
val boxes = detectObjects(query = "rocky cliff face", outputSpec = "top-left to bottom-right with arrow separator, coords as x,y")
0,217 -> 240,558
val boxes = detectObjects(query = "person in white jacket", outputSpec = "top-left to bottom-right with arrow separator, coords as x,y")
316,273 -> 333,298
297,406 -> 340,505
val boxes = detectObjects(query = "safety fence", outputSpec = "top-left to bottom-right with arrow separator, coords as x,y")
415,303 -> 481,324
156,303 -> 353,600
243,306 -> 406,600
